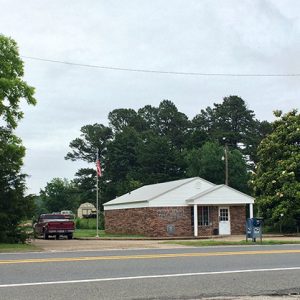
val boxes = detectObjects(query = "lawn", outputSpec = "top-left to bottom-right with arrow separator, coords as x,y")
0,243 -> 41,253
163,239 -> 300,247
74,229 -> 144,239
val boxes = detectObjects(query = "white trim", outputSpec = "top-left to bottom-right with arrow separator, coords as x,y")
104,203 -> 192,211
104,200 -> 147,206
104,201 -> 149,211
193,205 -> 198,237
249,203 -> 254,218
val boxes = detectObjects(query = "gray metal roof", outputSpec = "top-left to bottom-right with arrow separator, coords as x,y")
104,177 -> 255,209
103,177 -> 199,206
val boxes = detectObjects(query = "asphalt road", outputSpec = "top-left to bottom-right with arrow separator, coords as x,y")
1,245 -> 300,299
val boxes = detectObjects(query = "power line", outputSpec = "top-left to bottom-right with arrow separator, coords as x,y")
21,55 -> 300,77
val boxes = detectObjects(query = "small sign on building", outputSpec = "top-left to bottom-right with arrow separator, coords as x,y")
166,224 -> 175,235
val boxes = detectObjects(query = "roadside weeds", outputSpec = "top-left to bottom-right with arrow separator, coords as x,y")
0,243 -> 41,253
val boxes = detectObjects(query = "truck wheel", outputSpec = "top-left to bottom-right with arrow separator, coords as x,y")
43,231 -> 49,240
67,233 -> 73,240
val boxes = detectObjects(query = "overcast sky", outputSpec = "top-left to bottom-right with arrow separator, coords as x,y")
1,0 -> 299,194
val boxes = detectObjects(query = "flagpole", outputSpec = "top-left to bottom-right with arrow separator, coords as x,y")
96,152 -> 99,238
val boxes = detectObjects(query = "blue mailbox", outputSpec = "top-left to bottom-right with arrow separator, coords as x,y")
246,218 -> 263,242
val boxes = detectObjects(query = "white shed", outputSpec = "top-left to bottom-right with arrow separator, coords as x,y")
77,202 -> 96,218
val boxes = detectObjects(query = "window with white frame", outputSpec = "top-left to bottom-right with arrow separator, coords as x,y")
199,206 -> 210,226
191,206 -> 211,226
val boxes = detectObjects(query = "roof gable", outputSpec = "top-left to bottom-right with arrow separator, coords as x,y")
186,184 -> 254,205
149,177 -> 215,206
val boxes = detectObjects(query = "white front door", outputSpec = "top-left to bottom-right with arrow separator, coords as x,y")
219,207 -> 231,235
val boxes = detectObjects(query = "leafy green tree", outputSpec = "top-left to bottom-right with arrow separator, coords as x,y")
33,195 -> 47,219
136,131 -> 184,184
65,123 -> 112,163
155,100 -> 190,150
212,96 -> 256,148
185,143 -> 223,183
138,105 -> 159,130
72,168 -> 96,204
40,178 -> 80,213
106,127 -> 140,180
192,96 -> 271,163
185,141 -> 249,192
72,168 -> 116,209
248,120 -> 273,164
138,100 -> 190,150
0,35 -> 36,243
106,127 -> 141,196
66,98 -> 265,205
66,101 -> 189,200
228,149 -> 251,193
0,128 -> 34,242
0,34 -> 36,128
108,108 -> 146,133
65,124 -> 113,203
252,110 -> 300,230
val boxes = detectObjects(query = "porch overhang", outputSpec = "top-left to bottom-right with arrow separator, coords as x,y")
187,185 -> 255,237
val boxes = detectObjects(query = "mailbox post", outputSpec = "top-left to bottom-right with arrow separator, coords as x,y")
246,217 -> 263,243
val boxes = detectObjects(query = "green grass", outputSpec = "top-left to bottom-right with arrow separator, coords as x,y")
0,243 -> 41,253
74,229 -> 144,239
162,239 -> 300,247
75,218 -> 102,230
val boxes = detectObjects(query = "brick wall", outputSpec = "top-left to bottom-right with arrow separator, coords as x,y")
105,207 -> 193,237
230,205 -> 246,234
105,205 -> 246,237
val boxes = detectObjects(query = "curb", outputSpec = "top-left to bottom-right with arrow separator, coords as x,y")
74,234 -> 297,241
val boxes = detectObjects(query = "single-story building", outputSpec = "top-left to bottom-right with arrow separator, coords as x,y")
104,177 -> 254,237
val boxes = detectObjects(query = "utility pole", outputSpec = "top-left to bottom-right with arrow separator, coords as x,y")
96,153 -> 99,238
222,137 -> 229,186
224,143 -> 228,186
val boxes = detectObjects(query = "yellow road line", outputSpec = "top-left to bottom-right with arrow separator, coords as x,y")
1,249 -> 300,265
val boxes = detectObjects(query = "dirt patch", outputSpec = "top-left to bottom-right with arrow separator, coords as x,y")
30,238 -> 187,252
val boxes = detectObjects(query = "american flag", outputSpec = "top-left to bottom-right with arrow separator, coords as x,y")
96,159 -> 102,177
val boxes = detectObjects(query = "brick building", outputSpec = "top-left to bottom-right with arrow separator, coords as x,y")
104,177 -> 254,237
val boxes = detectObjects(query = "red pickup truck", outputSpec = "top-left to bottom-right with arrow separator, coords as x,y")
34,214 -> 75,240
